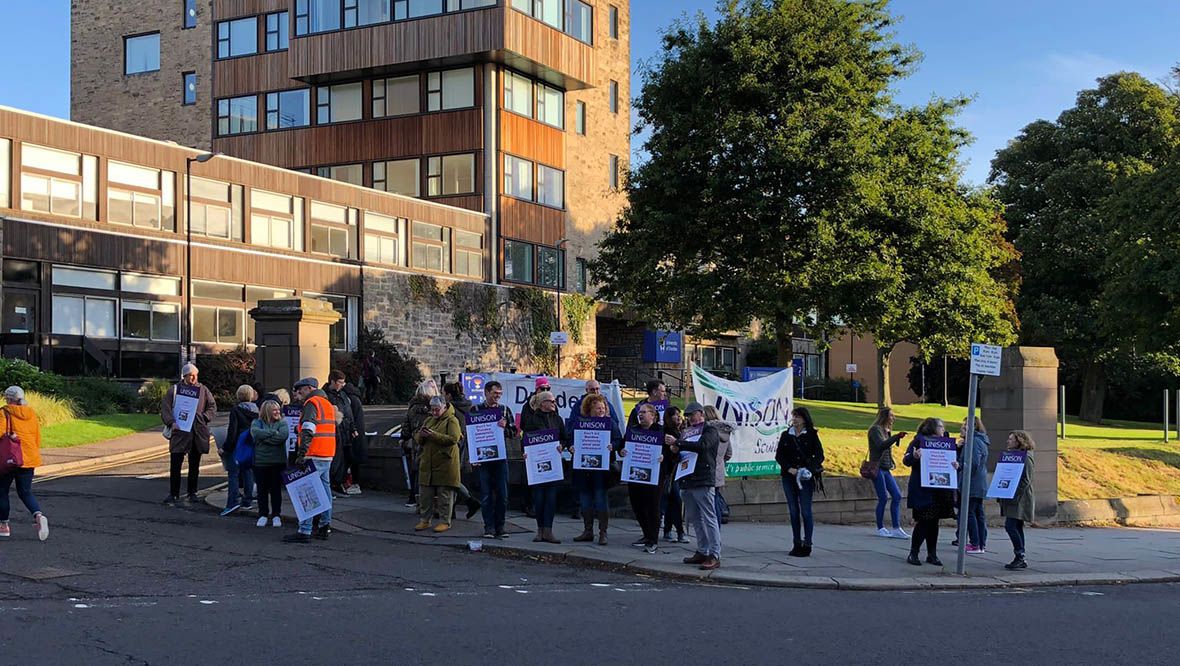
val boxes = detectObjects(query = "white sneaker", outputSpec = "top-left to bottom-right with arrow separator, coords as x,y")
345,484 -> 362,496
876,527 -> 892,538
271,516 -> 282,527
256,517 -> 268,527
891,528 -> 910,539
35,513 -> 49,541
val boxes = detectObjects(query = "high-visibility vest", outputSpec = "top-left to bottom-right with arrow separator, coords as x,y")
304,394 -> 337,458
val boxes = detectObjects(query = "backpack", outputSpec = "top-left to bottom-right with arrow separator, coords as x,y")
233,430 -> 255,469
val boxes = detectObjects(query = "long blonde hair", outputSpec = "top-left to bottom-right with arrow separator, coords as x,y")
872,407 -> 893,429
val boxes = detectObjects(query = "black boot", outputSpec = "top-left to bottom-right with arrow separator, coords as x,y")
800,544 -> 812,557
907,552 -> 922,566
1004,556 -> 1027,570
788,544 -> 805,557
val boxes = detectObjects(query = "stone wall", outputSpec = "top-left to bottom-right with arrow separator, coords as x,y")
71,0 -> 213,150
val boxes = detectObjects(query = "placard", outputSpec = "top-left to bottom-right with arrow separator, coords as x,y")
620,428 -> 661,485
572,416 -> 611,471
283,405 -> 302,454
919,436 -> 959,489
282,460 -> 331,522
650,400 -> 669,424
675,451 -> 698,481
172,384 -> 201,433
465,409 -> 507,464
523,429 -> 564,485
680,424 -> 703,442
986,449 -> 1027,499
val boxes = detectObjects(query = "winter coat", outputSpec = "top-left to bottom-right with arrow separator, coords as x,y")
323,384 -> 354,447
250,417 -> 290,467
676,422 -> 720,489
222,401 -> 259,454
776,428 -> 825,493
470,402 -> 520,439
522,408 -> 568,486
2,404 -> 42,468
999,451 -> 1036,522
958,431 -> 991,499
903,437 -> 955,518
343,383 -> 367,462
160,382 -> 217,455
567,394 -> 622,438
414,404 -> 462,488
400,395 -> 432,448
707,419 -> 734,487
867,425 -> 904,471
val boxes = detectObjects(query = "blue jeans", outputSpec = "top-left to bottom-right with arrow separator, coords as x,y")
477,461 -> 509,534
221,453 -> 255,509
872,469 -> 902,530
298,457 -> 333,535
531,484 -> 558,529
1005,517 -> 1025,557
578,472 -> 609,512
0,467 -> 41,520
966,497 -> 987,547
782,477 -> 815,546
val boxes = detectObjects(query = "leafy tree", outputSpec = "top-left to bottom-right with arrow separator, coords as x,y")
990,72 -> 1180,422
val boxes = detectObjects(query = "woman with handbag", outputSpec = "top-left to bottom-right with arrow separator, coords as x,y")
1,386 -> 48,540
866,408 -> 908,538
775,407 -> 825,557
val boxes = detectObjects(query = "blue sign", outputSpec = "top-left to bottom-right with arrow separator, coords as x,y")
460,373 -> 487,406
642,330 -> 683,363
742,366 -> 785,381
791,357 -> 804,378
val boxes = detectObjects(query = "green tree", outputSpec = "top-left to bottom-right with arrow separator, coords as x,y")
990,72 -> 1180,422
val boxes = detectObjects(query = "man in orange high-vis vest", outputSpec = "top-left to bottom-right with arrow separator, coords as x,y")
283,377 -> 338,544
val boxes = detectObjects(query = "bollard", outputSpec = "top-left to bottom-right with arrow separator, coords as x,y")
1165,390 -> 1171,444
1060,385 -> 1066,439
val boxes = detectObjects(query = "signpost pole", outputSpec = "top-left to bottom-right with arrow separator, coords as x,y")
955,373 -> 979,575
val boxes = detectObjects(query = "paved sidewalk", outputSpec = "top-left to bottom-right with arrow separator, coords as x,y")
38,419 -> 228,477
205,487 -> 1180,590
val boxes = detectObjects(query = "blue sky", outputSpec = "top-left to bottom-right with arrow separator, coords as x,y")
3,1 -> 1179,184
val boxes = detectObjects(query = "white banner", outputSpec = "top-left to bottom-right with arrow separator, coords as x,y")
490,373 -> 625,429
691,363 -> 794,477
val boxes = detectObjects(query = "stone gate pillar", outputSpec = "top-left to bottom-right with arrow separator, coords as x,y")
249,298 -> 341,394
978,346 -> 1059,523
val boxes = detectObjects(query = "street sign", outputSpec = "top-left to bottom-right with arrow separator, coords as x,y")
845,363 -> 858,374
969,343 -> 1002,376
549,331 -> 569,345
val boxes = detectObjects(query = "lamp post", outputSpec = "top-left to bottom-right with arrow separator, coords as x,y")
555,237 -> 568,378
184,152 -> 218,365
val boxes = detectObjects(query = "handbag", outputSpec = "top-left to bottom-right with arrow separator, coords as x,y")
0,410 -> 25,475
859,457 -> 880,480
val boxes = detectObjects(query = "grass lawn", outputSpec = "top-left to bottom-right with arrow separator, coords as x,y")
623,395 -> 1180,500
41,414 -> 160,449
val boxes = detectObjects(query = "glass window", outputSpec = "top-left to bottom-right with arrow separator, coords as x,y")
453,230 -> 483,279
122,301 -> 180,341
218,96 -> 258,136
440,154 -> 475,195
574,100 -> 586,135
21,144 -> 80,175
537,83 -> 564,128
575,257 -> 587,293
125,33 -> 160,74
192,280 -> 244,301
373,75 -> 419,117
373,159 -> 419,196
427,68 -> 474,111
300,293 -> 350,349
504,240 -> 533,283
217,17 -> 258,59
182,72 -> 197,105
536,164 -> 563,208
608,4 -> 618,39
537,0 -> 561,29
85,297 -> 117,337
408,0 -> 443,18
0,138 -> 9,208
311,225 -> 350,257
107,162 -> 174,230
364,212 -> 399,234
411,221 -> 448,272
2,260 -> 38,284
53,296 -> 114,337
250,189 -> 302,250
609,154 -> 619,190
365,234 -> 398,265
122,273 -> 181,295
266,89 -> 311,129
108,161 -> 160,190
247,286 -> 296,302
609,79 -> 619,114
504,154 -> 532,200
189,177 -> 243,240
504,71 -> 533,117
307,0 -> 342,34
193,306 -> 243,344
566,0 -> 592,43
266,12 -> 290,51
52,295 -> 83,335
537,246 -> 563,288
21,174 -> 77,217
317,83 -> 363,124
183,0 -> 198,29
53,266 -> 116,291
346,0 -> 390,26
251,214 -> 294,249
701,346 -> 716,369
316,164 -> 363,186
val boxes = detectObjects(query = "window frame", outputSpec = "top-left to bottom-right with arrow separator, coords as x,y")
122,300 -> 181,342
249,189 -> 304,251
426,67 -> 475,112
265,11 -> 290,51
19,144 -> 97,220
106,160 -> 176,231
608,4 -> 618,39
373,158 -> 421,197
574,100 -> 586,135
372,74 -> 420,118
182,71 -> 197,106
217,95 -> 259,136
265,89 -> 312,130
574,257 -> 588,293
503,153 -> 533,201
308,200 -> 357,259
183,0 -> 198,29
609,79 -> 619,114
537,245 -> 564,289
426,153 -> 476,197
192,305 -> 245,345
362,212 -> 403,266
452,229 -> 484,280
187,176 -> 244,240
609,154 -> 620,190
124,32 -> 161,75
217,16 -> 259,60
503,238 -> 535,284
410,220 -> 449,273
316,82 -> 364,125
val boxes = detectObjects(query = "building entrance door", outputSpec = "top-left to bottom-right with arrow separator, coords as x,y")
2,289 -> 40,365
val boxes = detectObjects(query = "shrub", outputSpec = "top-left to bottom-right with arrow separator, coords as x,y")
139,378 -> 172,415
347,326 -> 424,404
23,390 -> 79,428
196,348 -> 256,409
0,358 -> 65,396
804,377 -> 863,402
60,376 -> 136,416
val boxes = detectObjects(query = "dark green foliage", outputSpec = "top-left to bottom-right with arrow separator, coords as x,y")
348,326 -> 424,404
196,348 -> 257,409
61,376 -> 136,416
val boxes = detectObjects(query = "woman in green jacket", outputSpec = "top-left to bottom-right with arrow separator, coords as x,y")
1000,430 -> 1036,570
250,400 -> 290,527
413,396 -> 462,533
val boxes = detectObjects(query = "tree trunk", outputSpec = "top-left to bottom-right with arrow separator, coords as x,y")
776,330 -> 793,368
1079,360 -> 1106,424
877,344 -> 894,408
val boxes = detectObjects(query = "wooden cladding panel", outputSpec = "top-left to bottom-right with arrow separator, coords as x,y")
500,111 -> 564,168
287,8 -> 505,80
213,110 -> 484,166
214,52 -> 292,98
191,246 -> 361,295
499,196 -> 564,246
502,9 -> 594,87
3,218 -> 184,275
214,0 -> 288,20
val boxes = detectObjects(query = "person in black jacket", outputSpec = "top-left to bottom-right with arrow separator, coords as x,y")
903,417 -> 959,567
776,406 -> 825,557
219,384 -> 258,516
521,390 -> 566,544
471,381 -> 518,539
342,383 -> 367,495
671,402 -> 722,571
323,370 -> 356,495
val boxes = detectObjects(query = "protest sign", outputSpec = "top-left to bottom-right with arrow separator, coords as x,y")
282,460 -> 331,522
172,384 -> 201,433
986,450 -> 1027,499
282,405 -> 302,453
649,399 -> 669,424
621,428 -> 661,485
675,423 -> 702,480
490,373 -> 625,429
465,409 -> 506,464
572,416 -> 611,471
691,364 -> 793,477
523,429 -> 564,485
920,436 -> 959,489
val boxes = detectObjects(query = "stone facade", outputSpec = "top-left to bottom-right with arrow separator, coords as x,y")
71,0 -> 213,150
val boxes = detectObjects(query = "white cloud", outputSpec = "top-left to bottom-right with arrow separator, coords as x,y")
1039,51 -> 1158,88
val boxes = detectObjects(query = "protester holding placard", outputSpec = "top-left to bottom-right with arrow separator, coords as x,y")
160,363 -> 217,507
522,391 -> 567,544
399,380 -> 438,509
660,406 -> 686,543
775,407 -> 825,558
671,402 -> 722,570
903,418 -> 958,566
999,430 -> 1036,570
250,400 -> 289,528
617,403 -> 666,552
627,380 -> 668,428
703,405 -> 734,527
282,377 -> 337,543
471,381 -> 517,539
412,396 -> 463,534
867,408 -> 908,538
569,394 -> 620,545
956,416 -> 991,554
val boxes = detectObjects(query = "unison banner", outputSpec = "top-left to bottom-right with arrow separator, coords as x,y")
490,373 -> 625,428
691,363 -> 794,477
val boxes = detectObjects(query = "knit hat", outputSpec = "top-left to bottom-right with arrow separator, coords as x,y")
534,376 -> 551,389
180,362 -> 198,377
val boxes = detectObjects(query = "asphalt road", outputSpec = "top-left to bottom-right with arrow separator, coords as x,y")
2,454 -> 1180,665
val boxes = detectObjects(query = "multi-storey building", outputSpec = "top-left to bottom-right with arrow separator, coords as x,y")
40,0 -> 631,379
